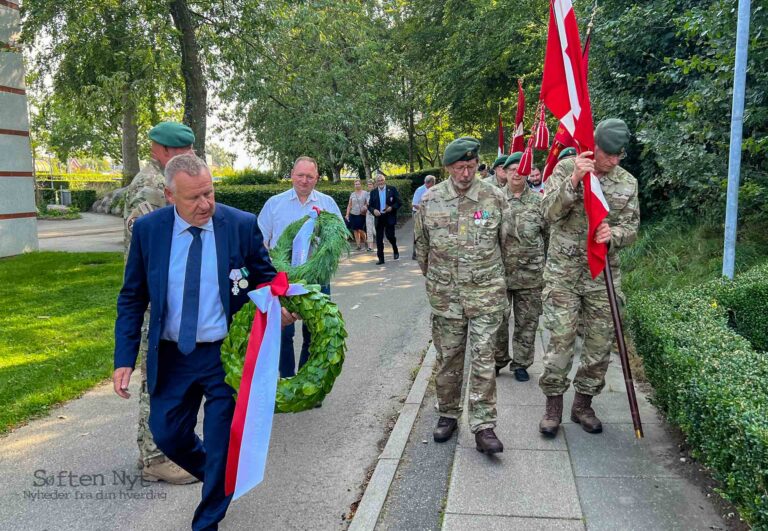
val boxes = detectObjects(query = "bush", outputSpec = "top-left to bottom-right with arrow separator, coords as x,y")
628,265 -> 768,526
389,167 -> 444,189
71,190 -> 97,212
37,189 -> 56,206
215,179 -> 415,218
712,264 -> 768,352
216,168 -> 282,185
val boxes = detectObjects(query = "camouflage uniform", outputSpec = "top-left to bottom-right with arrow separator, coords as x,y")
495,186 -> 548,370
122,159 -> 168,467
415,177 -> 510,433
483,174 -> 506,188
538,158 -> 639,397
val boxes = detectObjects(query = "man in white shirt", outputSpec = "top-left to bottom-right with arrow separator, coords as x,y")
411,175 -> 436,259
258,156 -> 343,378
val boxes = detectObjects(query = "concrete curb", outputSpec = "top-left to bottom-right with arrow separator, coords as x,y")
348,345 -> 437,531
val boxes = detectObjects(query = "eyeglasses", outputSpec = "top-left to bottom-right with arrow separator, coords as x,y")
452,165 -> 477,175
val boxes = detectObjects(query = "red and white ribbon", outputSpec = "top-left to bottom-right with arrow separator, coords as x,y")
224,272 -> 308,500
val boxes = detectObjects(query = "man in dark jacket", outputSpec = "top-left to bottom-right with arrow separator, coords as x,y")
368,172 -> 402,265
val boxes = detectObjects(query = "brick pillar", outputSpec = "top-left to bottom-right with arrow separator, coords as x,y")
0,0 -> 38,257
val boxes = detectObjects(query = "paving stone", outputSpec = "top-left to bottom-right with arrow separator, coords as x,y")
564,423 -> 679,478
560,388 -> 661,425
457,405 -> 566,451
576,477 -> 724,531
444,448 -> 581,519
496,374 -> 547,406
443,514 -> 584,531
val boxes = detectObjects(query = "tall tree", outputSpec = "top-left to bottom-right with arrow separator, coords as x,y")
215,0 -> 398,180
169,0 -> 207,156
22,0 -> 183,184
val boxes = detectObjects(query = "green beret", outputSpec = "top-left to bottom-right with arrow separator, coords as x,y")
502,151 -> 523,169
558,147 -> 577,160
492,155 -> 508,169
595,118 -> 630,154
442,137 -> 480,166
149,121 -> 195,148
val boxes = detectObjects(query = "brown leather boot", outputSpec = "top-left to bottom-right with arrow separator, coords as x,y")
475,428 -> 504,454
571,392 -> 603,433
433,416 -> 458,442
539,395 -> 563,437
141,460 -> 199,484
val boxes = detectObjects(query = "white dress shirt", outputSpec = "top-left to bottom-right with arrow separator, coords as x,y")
258,187 -> 343,249
161,208 -> 228,343
412,184 -> 428,212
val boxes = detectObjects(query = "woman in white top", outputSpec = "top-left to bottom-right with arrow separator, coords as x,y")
345,178 -> 370,251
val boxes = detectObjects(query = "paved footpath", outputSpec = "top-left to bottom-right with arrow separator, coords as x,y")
37,212 -> 123,252
441,328 -> 726,530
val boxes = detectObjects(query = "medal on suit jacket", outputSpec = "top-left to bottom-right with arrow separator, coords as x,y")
229,267 -> 250,295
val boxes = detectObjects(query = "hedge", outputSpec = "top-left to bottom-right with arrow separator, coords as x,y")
36,189 -> 96,212
215,168 -> 281,185
71,190 -> 97,212
713,265 -> 768,352
627,264 -> 768,526
215,179 -> 415,218
390,167 -> 444,189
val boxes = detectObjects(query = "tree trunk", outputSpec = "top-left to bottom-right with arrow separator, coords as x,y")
121,93 -> 140,187
169,0 -> 207,157
357,143 -> 371,181
407,107 -> 415,172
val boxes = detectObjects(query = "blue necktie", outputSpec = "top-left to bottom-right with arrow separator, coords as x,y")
178,226 -> 203,355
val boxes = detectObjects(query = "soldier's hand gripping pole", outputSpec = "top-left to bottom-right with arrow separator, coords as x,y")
603,254 -> 644,439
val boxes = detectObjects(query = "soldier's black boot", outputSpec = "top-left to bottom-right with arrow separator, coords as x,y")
433,416 -> 458,442
475,428 -> 504,454
513,368 -> 530,382
571,392 -> 603,433
539,395 -> 563,437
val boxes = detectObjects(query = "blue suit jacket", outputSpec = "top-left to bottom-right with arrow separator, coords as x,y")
114,203 -> 276,394
367,185 -> 402,226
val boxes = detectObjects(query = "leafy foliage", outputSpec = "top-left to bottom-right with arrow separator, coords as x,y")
590,0 -> 768,222
22,0 -> 183,163
215,0 -> 398,179
269,212 -> 351,287
627,264 -> 768,526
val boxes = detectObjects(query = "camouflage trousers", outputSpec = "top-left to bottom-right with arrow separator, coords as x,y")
493,287 -> 543,370
432,311 -> 503,433
137,310 -> 167,467
538,286 -> 616,397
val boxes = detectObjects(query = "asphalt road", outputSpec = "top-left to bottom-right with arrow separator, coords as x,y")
0,220 -> 431,530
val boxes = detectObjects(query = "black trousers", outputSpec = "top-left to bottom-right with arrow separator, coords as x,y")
375,218 -> 398,262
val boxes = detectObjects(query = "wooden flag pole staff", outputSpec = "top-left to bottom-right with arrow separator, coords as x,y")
602,253 -> 644,439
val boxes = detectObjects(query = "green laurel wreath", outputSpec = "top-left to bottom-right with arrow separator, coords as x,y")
269,211 -> 350,285
220,283 -> 347,412
221,211 -> 350,412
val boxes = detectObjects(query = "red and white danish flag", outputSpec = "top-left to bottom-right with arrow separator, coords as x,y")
539,0 -> 608,279
510,79 -> 526,153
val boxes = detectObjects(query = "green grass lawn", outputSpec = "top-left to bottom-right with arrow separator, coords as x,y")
0,251 -> 123,434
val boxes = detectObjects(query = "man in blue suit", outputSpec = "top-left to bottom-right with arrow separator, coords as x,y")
113,153 -> 296,530
368,172 -> 402,265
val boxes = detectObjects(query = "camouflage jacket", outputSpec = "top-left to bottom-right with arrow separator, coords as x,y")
483,174 -> 506,189
123,159 -> 166,257
415,177 -> 511,319
503,186 -> 548,289
542,158 -> 639,293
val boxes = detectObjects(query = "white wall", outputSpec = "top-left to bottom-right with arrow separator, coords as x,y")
0,1 -> 38,257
